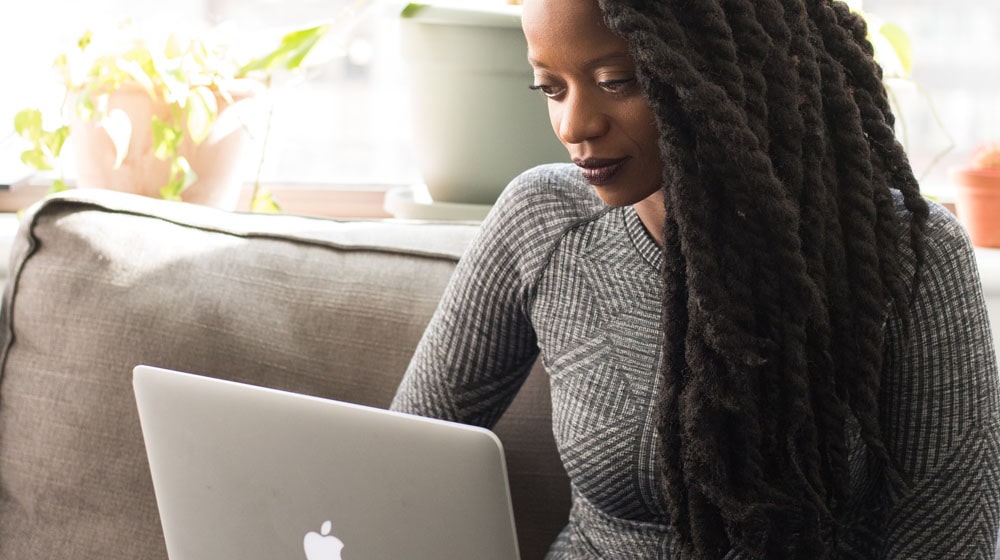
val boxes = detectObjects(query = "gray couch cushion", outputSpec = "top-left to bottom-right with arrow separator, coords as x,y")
0,190 -> 569,559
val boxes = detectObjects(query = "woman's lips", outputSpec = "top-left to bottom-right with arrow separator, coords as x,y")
574,157 -> 629,186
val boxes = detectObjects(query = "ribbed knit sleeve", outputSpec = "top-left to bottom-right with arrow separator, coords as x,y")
390,163 -> 605,428
878,202 -> 1000,558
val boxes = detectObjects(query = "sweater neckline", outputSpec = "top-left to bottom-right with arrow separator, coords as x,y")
624,206 -> 663,272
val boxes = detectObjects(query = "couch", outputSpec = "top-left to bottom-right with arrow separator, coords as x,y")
0,189 -> 570,559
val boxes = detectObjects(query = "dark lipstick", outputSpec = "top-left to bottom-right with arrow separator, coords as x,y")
574,157 -> 629,186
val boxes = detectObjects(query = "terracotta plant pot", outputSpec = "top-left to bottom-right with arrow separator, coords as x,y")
952,167 -> 1000,248
70,79 -> 263,210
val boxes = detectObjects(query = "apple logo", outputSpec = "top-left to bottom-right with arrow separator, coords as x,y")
303,520 -> 344,560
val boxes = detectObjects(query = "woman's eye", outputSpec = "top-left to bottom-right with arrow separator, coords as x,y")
598,78 -> 637,94
529,84 -> 565,99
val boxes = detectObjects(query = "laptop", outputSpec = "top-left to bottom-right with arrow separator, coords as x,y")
132,365 -> 520,560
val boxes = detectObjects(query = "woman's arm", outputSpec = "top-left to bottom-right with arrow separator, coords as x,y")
389,209 -> 540,427
881,203 -> 1000,558
390,163 -> 604,429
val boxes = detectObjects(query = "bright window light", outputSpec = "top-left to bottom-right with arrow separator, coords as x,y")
0,0 -> 419,187
862,0 -> 1000,195
1,0 -> 997,195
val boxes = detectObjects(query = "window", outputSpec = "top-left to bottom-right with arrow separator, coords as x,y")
861,0 -> 1000,196
0,0 -> 419,195
2,0 -> 997,205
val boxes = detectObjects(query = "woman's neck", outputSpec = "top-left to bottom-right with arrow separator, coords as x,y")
632,190 -> 666,247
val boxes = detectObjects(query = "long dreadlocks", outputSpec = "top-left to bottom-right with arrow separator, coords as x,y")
595,0 -> 929,556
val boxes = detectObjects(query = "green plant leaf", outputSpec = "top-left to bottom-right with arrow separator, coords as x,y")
160,70 -> 190,107
95,91 -> 112,117
50,178 -> 69,194
13,109 -> 44,142
100,110 -> 132,169
20,147 -> 53,171
77,29 -> 92,51
161,177 -> 184,201
187,85 -> 218,145
189,37 -> 212,70
164,32 -> 184,59
151,117 -> 183,160
238,24 -> 330,75
400,3 -> 427,17
52,53 -> 72,84
879,22 -> 913,78
176,156 -> 198,189
161,156 -> 197,200
117,57 -> 156,95
143,43 -> 189,107
251,187 -> 282,213
41,126 -> 70,159
75,91 -> 96,122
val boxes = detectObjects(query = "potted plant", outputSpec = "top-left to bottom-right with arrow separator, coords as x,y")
952,142 -> 1000,248
394,0 -> 566,215
13,19 -> 332,211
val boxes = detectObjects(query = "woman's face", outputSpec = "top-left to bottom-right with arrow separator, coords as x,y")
522,0 -> 663,207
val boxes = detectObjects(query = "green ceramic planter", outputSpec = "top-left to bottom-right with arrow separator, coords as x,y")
400,1 -> 568,206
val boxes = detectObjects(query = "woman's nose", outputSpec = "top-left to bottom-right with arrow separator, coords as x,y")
555,90 -> 608,145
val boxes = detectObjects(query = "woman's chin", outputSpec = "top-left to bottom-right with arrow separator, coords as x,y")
590,187 -> 629,207
592,185 -> 656,208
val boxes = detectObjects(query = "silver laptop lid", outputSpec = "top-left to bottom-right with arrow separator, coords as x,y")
133,365 -> 520,560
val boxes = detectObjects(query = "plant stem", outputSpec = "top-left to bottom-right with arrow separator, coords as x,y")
914,81 -> 955,182
885,82 -> 909,152
251,100 -> 275,211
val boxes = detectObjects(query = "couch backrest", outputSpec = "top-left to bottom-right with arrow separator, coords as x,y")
0,190 -> 569,560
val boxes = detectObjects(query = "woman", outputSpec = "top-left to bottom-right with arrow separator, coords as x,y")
391,0 -> 1000,557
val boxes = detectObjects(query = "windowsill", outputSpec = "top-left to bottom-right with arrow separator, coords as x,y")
0,181 -> 399,219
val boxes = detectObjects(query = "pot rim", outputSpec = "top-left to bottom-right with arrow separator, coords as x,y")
401,1 -> 522,28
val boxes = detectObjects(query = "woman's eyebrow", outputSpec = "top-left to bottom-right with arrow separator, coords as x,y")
528,51 -> 632,70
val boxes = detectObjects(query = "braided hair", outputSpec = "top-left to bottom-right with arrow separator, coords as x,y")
594,0 -> 929,557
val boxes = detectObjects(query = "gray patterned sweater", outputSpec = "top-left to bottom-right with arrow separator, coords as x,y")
390,163 -> 1000,559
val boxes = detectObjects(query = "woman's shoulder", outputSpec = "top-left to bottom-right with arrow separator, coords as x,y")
889,192 -> 985,325
892,193 -> 975,272
478,163 -> 607,252
465,163 -> 608,287
492,162 -> 606,223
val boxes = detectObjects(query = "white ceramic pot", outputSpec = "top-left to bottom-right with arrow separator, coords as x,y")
400,1 -> 568,206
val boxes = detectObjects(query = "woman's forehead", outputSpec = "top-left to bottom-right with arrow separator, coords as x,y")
522,0 -> 606,35
522,0 -> 626,61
